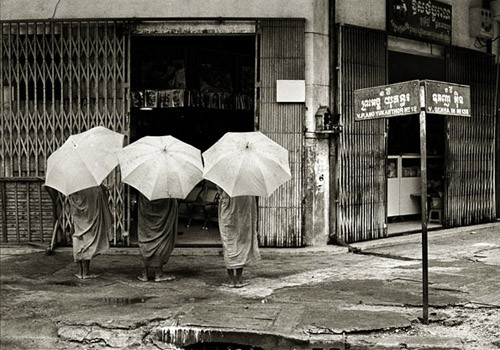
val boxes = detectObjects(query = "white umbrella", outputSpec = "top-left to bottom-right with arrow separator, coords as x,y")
118,136 -> 203,200
45,126 -> 124,196
202,131 -> 291,197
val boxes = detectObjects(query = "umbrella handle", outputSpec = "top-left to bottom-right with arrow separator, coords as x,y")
48,219 -> 60,253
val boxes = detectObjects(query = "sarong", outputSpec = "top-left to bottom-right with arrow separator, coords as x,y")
218,190 -> 260,269
69,185 -> 112,262
138,194 -> 177,268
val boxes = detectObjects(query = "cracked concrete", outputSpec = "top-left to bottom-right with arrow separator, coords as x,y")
1,222 -> 499,349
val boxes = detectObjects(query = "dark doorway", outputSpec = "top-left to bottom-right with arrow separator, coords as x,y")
387,49 -> 445,233
129,36 -> 255,245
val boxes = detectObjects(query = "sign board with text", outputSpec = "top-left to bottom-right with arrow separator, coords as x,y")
424,80 -> 471,116
354,80 -> 420,121
387,0 -> 452,45
354,80 -> 470,121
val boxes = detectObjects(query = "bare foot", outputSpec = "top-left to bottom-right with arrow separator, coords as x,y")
82,273 -> 100,279
235,282 -> 249,288
74,273 -> 83,279
154,275 -> 175,282
137,275 -> 148,282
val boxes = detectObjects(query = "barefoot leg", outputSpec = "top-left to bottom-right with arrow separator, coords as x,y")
75,261 -> 83,279
82,260 -> 100,279
137,267 -> 149,282
235,268 -> 243,285
225,268 -> 236,287
154,267 -> 175,282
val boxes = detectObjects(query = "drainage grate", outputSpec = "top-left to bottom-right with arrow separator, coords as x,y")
97,297 -> 153,306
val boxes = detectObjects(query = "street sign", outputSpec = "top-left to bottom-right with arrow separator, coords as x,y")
354,80 -> 471,120
424,80 -> 471,116
354,79 -> 472,325
354,80 -> 420,121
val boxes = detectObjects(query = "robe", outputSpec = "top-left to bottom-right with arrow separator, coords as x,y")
218,190 -> 260,269
69,185 -> 112,262
138,194 -> 178,268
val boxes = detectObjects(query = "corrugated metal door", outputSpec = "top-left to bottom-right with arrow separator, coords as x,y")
336,25 -> 387,243
444,47 -> 496,226
1,21 -> 130,244
256,19 -> 305,247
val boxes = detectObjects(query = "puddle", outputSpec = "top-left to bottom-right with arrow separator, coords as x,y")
186,343 -> 263,350
53,280 -> 79,286
97,296 -> 154,306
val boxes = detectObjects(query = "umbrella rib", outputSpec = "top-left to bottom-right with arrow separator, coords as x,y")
149,155 -> 165,200
255,156 -> 271,196
75,147 -> 116,184
229,154 -> 246,195
120,150 -> 156,179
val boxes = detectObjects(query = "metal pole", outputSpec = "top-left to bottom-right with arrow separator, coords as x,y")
419,84 -> 429,324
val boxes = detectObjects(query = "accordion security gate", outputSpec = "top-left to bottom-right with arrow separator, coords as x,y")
256,20 -> 305,247
0,21 -> 130,244
336,25 -> 388,243
444,47 -> 497,225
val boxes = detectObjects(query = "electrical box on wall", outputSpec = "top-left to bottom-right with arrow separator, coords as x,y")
469,8 -> 494,38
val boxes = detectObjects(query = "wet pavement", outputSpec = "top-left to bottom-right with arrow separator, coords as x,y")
0,222 -> 499,349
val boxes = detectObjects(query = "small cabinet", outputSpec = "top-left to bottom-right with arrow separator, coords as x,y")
388,155 -> 421,217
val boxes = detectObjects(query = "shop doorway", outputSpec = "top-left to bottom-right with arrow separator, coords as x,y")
387,49 -> 445,235
129,35 -> 255,246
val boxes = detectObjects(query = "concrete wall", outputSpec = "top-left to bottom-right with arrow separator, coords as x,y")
1,0 -> 332,246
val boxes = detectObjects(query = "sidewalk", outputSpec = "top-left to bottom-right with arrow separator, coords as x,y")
1,222 -> 499,349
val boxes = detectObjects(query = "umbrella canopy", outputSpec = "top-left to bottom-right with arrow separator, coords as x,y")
45,126 -> 124,196
202,131 -> 291,197
118,136 -> 203,201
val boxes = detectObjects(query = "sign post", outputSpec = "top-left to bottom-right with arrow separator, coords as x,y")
354,80 -> 470,324
419,83 -> 429,324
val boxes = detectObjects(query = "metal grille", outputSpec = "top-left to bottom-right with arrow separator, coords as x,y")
336,25 -> 387,243
444,47 -> 496,226
256,19 -> 305,247
1,21 -> 130,243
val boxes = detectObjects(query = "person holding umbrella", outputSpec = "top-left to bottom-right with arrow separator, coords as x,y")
202,131 -> 292,288
135,193 -> 178,282
118,136 -> 203,282
217,187 -> 260,288
69,184 -> 113,279
45,126 -> 124,279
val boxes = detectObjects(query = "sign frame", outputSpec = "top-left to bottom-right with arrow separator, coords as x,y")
424,80 -> 471,117
354,80 -> 420,121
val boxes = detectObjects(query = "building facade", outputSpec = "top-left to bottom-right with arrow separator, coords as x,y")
0,0 -> 498,247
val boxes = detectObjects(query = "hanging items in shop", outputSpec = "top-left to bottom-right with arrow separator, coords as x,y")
131,89 -> 252,111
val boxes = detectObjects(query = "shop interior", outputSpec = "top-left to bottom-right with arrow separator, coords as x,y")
128,36 -> 255,246
387,49 -> 446,235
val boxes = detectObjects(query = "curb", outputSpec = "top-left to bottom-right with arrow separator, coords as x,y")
155,325 -> 463,350
351,221 -> 500,251
347,335 -> 463,350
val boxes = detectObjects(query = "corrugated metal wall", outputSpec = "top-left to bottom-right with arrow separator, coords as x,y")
0,21 -> 130,244
256,19 -> 305,247
336,25 -> 387,243
496,62 -> 500,219
444,47 -> 496,226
